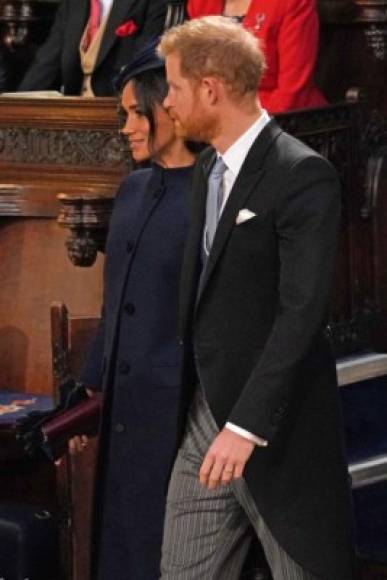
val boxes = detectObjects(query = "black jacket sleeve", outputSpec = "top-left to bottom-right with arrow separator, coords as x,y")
18,1 -> 66,91
228,156 -> 341,440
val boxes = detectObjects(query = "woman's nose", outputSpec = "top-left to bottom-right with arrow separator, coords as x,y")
121,114 -> 136,136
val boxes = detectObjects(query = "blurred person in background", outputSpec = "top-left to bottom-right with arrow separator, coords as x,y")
18,0 -> 168,96
187,0 -> 327,113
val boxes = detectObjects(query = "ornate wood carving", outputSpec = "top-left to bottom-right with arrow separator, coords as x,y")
278,101 -> 376,356
0,1 -> 58,90
0,97 -> 124,396
0,97 -> 129,217
275,100 -> 387,356
0,96 -> 129,168
57,194 -> 114,267
358,108 -> 387,218
358,1 -> 387,62
0,1 -> 35,49
0,97 -> 131,267
0,126 -> 125,167
317,1 -> 387,113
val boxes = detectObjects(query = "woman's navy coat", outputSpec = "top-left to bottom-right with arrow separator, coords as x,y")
80,164 -> 194,580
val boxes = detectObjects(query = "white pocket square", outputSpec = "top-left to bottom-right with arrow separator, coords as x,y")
236,209 -> 257,225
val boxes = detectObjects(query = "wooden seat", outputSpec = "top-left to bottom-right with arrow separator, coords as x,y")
50,302 -> 100,580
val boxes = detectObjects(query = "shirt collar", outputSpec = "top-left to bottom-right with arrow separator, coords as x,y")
101,0 -> 114,19
221,109 -> 271,178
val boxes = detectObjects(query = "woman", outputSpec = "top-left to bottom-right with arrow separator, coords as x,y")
187,0 -> 327,113
74,42 -> 196,580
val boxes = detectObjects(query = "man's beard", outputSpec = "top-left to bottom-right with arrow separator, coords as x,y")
175,107 -> 219,144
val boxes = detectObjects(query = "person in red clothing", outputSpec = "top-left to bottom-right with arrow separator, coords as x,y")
186,0 -> 326,113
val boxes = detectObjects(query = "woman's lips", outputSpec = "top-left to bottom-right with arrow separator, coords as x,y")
129,140 -> 145,149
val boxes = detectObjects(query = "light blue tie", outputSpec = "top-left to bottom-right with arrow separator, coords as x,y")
204,157 -> 227,257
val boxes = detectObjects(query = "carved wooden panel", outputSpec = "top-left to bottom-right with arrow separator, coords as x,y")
0,1 -> 59,90
0,97 -> 129,216
280,101 -> 387,354
0,126 -> 124,167
317,0 -> 387,113
0,97 -> 128,396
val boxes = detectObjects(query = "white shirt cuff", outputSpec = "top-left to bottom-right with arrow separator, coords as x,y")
226,422 -> 268,447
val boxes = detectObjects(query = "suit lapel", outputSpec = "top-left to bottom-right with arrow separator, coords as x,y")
196,119 -> 283,307
96,0 -> 137,68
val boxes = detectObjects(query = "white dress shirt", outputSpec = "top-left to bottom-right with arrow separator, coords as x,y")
214,109 -> 271,447
220,109 -> 271,214
100,0 -> 114,20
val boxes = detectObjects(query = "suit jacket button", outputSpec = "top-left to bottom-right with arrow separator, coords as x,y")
124,303 -> 135,315
115,423 -> 125,433
118,361 -> 130,374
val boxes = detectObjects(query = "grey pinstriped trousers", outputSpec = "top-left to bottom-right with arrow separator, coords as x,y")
160,387 -> 318,580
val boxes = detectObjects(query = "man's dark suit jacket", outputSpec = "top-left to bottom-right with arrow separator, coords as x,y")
19,0 -> 167,96
179,119 -> 355,579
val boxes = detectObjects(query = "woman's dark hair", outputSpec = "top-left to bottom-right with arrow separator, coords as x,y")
117,67 -> 168,154
132,68 -> 169,146
117,66 -> 204,160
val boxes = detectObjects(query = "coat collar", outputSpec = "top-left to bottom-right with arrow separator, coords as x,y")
179,119 -> 283,334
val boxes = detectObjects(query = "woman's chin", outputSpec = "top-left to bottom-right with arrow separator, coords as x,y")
131,151 -> 150,163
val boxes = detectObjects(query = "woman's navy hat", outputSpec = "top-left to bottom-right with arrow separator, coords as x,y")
114,37 -> 165,91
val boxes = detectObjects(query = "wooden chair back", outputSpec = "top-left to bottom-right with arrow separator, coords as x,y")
50,301 -> 100,580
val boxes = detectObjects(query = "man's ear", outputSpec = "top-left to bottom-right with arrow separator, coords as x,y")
201,77 -> 220,106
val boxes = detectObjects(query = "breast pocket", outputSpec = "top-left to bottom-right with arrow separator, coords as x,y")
233,213 -> 274,240
230,213 -> 276,264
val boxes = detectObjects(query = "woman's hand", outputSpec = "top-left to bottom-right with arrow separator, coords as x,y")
68,434 -> 89,454
55,387 -> 96,465
67,389 -> 96,454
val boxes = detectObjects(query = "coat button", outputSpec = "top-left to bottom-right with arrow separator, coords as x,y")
118,361 -> 130,374
127,240 -> 134,253
115,423 -> 125,433
124,303 -> 135,315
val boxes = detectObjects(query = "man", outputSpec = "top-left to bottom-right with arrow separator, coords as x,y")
158,16 -> 355,580
18,0 -> 168,96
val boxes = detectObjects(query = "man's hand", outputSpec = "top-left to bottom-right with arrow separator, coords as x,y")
199,427 -> 255,489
